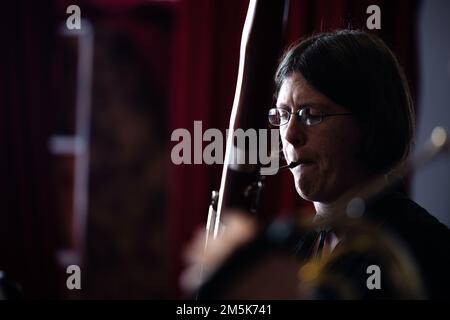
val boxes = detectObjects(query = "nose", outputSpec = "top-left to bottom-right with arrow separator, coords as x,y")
281,114 -> 306,147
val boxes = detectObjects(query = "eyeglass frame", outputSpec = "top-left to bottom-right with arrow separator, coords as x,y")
268,106 -> 353,127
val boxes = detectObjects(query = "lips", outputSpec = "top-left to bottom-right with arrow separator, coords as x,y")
286,153 -> 316,173
285,149 -> 316,168
288,155 -> 315,165
287,159 -> 315,175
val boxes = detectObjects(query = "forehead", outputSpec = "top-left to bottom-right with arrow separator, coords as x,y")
277,72 -> 341,111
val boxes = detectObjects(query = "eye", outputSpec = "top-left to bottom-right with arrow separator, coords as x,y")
301,107 -> 323,125
268,108 -> 289,126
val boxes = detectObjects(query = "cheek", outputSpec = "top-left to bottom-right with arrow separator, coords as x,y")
316,127 -> 363,170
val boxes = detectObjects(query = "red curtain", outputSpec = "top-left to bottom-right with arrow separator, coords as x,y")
2,0 -> 177,299
168,0 -> 418,298
0,0 -> 61,298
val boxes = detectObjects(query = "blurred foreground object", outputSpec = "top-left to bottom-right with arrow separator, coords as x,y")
181,212 -> 257,295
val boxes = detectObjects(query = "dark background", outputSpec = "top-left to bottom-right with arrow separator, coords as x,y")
2,0 -> 441,299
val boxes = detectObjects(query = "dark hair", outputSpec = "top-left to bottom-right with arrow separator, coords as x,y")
275,30 -> 415,174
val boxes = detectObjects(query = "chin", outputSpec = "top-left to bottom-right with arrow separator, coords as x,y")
295,179 -> 335,203
295,184 -> 318,202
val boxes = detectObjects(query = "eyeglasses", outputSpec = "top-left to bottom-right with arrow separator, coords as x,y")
268,107 -> 353,127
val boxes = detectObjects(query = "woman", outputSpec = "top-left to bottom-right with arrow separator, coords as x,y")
268,30 -> 450,299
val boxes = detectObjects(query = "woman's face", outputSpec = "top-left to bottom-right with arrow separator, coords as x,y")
278,72 -> 368,203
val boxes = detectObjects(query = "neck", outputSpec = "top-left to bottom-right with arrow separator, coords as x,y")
313,201 -> 338,217
313,172 -> 375,219
313,199 -> 350,239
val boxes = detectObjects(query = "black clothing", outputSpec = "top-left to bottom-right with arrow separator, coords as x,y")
371,192 -> 450,299
317,192 -> 450,299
